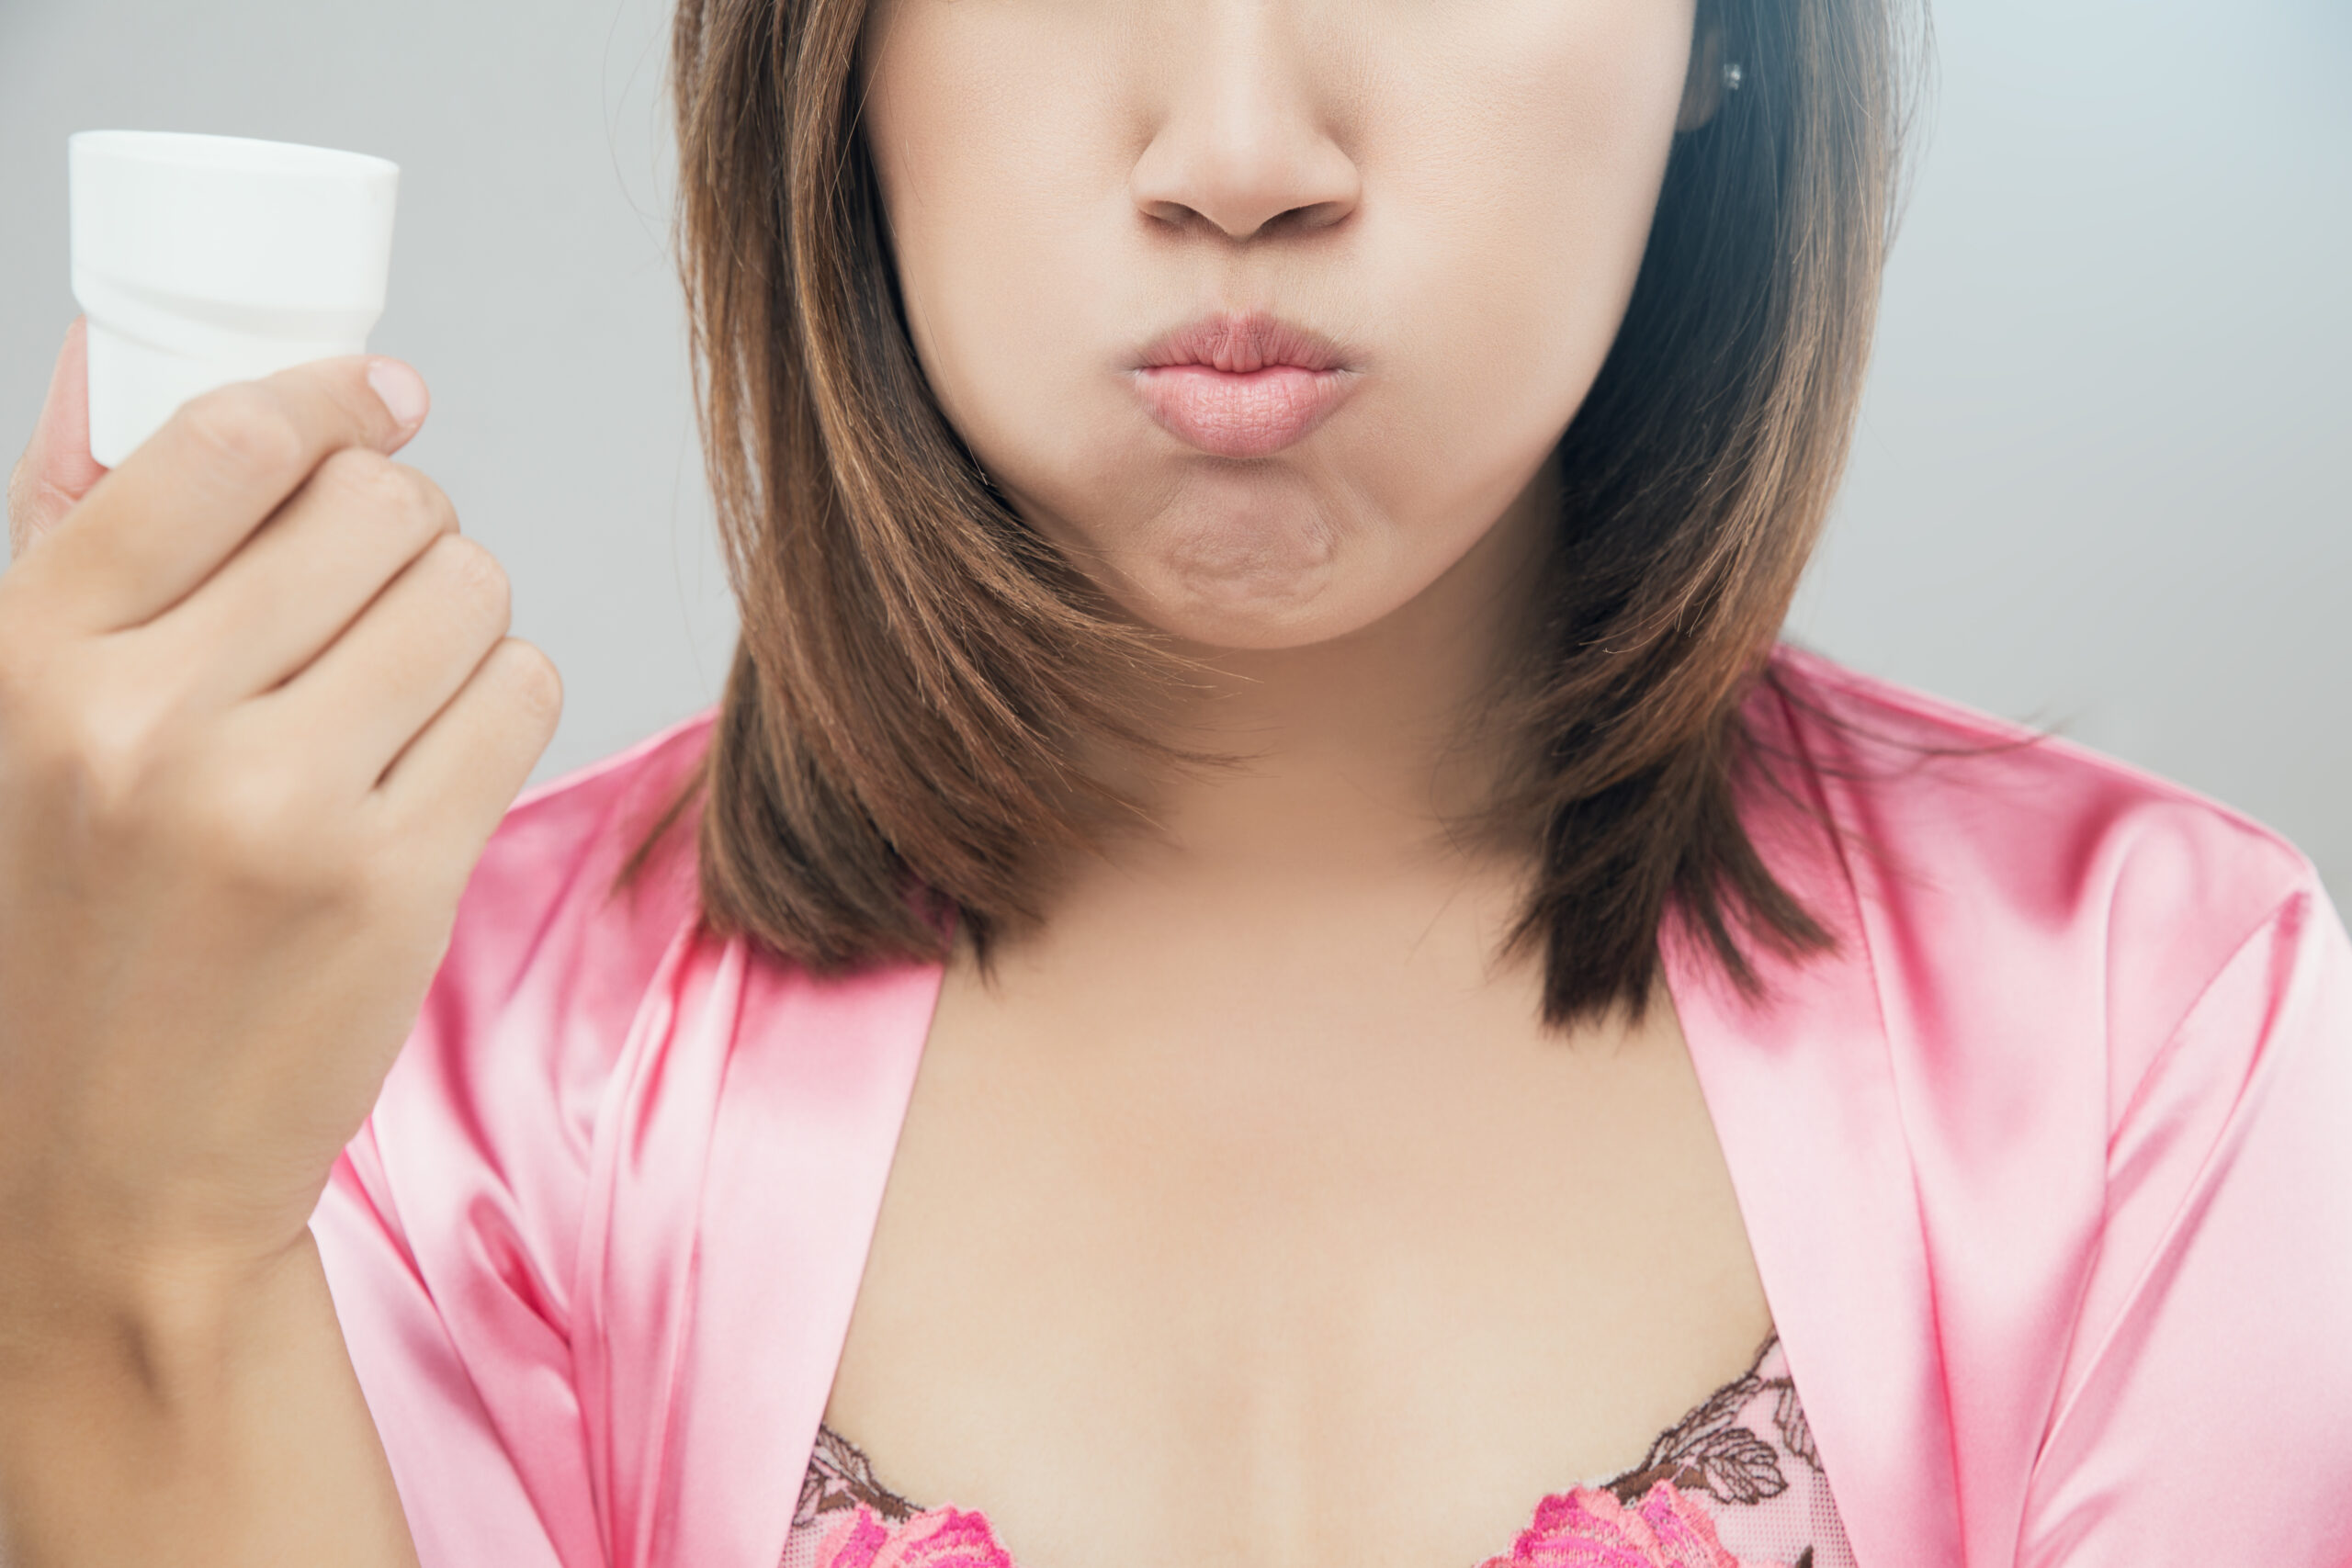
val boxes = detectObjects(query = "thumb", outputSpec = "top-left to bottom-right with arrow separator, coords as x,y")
7,318 -> 107,565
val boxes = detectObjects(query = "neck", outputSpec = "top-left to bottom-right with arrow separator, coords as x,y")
1092,459 -> 1557,889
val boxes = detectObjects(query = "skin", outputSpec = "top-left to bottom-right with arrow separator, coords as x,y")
824,6 -> 1771,1568
876,0 -> 1697,652
0,329 -> 538,1562
0,2 -> 1758,1564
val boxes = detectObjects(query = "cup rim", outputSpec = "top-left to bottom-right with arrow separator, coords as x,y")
70,130 -> 397,181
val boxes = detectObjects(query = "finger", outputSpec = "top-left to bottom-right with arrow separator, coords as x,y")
13,355 -> 429,638
266,533 -> 516,792
141,448 -> 458,710
6,319 -> 107,562
370,637 -> 563,876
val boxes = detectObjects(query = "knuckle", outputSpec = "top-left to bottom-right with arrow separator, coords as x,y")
500,639 -> 564,726
180,758 -> 345,897
57,711 -> 147,808
431,536 -> 512,626
176,385 -> 306,481
0,660 -> 369,906
315,452 -> 454,548
311,446 -> 404,512
391,463 -> 458,537
9,684 -> 164,829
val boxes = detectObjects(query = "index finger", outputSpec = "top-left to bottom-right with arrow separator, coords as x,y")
9,355 -> 429,637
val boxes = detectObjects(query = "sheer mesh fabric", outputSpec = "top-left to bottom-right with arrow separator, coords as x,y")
783,1330 -> 1854,1568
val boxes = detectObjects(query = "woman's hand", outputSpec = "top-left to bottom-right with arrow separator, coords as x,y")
0,320 -> 562,1335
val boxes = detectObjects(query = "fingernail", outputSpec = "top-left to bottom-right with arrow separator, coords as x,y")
367,358 -> 430,430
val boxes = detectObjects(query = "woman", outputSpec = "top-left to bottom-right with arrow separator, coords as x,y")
2,0 -> 2346,1562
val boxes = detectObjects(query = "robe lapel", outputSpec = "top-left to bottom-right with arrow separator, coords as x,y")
607,687 -> 1959,1568
1665,687 -> 1963,1568
576,924 -> 944,1568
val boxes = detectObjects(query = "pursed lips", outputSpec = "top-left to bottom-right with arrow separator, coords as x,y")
1130,311 -> 1360,459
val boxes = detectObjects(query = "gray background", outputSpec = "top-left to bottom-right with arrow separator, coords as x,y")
3,0 -> 2346,893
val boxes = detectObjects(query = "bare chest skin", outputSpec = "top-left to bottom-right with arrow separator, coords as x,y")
821,862 -> 1772,1568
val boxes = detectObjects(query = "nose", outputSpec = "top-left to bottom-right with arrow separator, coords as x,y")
1128,0 -> 1362,242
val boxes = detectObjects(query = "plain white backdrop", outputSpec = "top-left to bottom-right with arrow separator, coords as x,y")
3,0 -> 2346,892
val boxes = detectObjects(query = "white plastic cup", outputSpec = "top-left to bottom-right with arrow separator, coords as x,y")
68,130 -> 400,468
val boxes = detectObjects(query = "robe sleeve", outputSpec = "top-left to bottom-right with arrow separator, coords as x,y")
306,714 -> 714,1568
2019,875 -> 2352,1562
311,1117 -> 610,1568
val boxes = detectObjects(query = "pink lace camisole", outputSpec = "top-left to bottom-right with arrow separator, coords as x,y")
780,1329 -> 1855,1568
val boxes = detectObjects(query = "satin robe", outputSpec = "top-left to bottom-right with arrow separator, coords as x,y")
308,645 -> 2352,1568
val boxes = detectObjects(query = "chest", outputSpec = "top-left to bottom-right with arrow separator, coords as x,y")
818,918 -> 1775,1568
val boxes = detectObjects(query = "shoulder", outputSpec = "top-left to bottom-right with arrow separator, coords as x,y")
1755,645 -> 2324,1119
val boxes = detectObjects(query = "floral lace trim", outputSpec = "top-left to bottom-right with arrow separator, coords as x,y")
1603,1330 -> 1817,1507
787,1329 -> 1848,1568
799,1422 -> 923,1527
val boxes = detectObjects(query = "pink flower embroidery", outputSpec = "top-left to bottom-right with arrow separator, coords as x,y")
813,1505 -> 1017,1568
1479,1481 -> 1774,1568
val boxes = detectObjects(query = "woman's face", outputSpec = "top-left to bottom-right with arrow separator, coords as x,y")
860,0 -> 1709,652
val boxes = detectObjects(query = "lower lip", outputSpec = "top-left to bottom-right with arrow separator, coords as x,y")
1131,365 -> 1355,459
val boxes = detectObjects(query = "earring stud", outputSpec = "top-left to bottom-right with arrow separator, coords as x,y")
1722,61 -> 1746,92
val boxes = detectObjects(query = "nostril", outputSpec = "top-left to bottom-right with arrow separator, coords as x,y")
1266,199 -> 1351,237
1135,186 -> 1358,244
1140,198 -> 1207,234
1127,97 -> 1363,242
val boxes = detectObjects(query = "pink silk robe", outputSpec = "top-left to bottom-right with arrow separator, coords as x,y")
308,646 -> 2352,1568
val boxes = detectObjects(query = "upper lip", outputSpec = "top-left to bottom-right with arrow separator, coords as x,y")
1135,311 -> 1352,374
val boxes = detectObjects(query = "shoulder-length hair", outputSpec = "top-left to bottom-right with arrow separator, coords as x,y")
637,0 -> 1923,1027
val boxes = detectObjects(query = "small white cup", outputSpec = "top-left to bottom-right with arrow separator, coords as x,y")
69,130 -> 400,468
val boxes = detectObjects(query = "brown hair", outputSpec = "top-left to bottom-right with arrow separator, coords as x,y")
638,0 -> 1924,1026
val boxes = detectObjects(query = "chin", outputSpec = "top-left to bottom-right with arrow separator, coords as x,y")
1089,478 -> 1398,650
